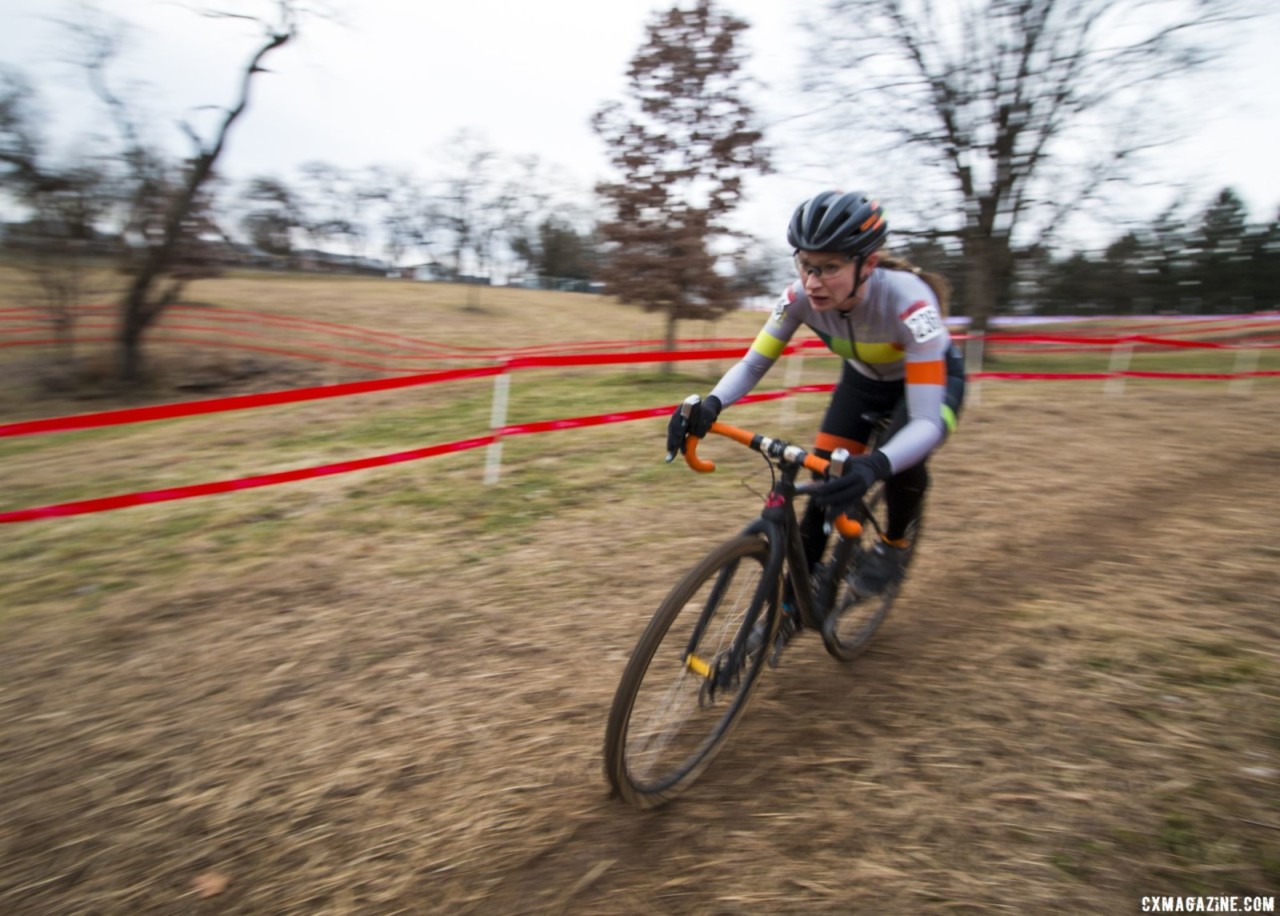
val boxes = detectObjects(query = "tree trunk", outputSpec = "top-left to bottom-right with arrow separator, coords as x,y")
117,295 -> 148,382
663,310 -> 678,375
963,235 -> 995,334
111,24 -> 291,382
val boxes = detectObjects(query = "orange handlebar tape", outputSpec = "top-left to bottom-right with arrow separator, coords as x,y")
709,421 -> 755,447
683,422 -> 755,473
682,434 -> 717,473
801,453 -> 829,475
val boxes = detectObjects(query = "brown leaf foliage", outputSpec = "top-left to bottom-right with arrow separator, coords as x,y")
593,1 -> 771,332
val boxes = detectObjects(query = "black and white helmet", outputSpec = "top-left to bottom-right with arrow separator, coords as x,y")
786,191 -> 888,257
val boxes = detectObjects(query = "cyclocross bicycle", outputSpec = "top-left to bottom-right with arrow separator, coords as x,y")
604,397 -> 917,808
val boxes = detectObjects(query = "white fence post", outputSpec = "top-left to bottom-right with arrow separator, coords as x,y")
484,364 -> 511,485
964,330 -> 984,407
1106,343 -> 1133,397
1230,346 -> 1261,397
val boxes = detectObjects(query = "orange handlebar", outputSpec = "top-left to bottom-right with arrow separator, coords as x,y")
682,435 -> 716,473
682,421 -> 754,473
683,422 -> 862,539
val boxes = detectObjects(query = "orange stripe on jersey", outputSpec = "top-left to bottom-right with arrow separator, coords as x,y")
815,432 -> 868,455
906,360 -> 946,386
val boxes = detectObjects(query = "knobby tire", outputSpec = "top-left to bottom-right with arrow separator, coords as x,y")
820,482 -> 918,662
604,533 -> 778,809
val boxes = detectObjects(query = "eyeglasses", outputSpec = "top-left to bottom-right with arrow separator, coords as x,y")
794,254 -> 851,279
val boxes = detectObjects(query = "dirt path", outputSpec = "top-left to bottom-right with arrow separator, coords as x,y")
2,385 -> 1277,914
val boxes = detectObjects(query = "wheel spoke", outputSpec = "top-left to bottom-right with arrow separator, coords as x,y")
604,535 -> 777,806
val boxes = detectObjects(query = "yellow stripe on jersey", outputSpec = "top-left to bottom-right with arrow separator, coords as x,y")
750,327 -> 788,361
855,341 -> 903,365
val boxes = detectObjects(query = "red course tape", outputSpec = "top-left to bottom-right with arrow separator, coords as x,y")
0,436 -> 496,523
0,391 -> 828,522
0,365 -> 505,438
2,338 -> 1276,521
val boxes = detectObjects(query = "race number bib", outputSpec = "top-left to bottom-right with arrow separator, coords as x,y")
900,300 -> 944,344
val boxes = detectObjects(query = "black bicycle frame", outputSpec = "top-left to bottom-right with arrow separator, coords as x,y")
678,430 -> 873,688
756,462 -> 825,632
742,455 -> 864,640
718,458 -> 820,684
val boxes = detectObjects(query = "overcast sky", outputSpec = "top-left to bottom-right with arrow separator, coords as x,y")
3,0 -> 1279,247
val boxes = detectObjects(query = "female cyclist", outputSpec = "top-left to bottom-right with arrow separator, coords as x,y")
667,190 -> 966,603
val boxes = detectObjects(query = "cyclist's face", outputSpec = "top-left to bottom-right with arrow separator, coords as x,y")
795,251 -> 874,311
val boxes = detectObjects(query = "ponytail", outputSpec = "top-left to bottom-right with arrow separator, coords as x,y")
877,255 -> 952,316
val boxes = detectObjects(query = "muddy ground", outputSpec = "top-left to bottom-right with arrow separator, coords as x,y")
1,383 -> 1278,914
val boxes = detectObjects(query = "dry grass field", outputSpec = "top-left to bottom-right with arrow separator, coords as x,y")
1,270 -> 1277,914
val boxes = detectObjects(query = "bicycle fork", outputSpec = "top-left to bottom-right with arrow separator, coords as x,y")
682,519 -> 787,701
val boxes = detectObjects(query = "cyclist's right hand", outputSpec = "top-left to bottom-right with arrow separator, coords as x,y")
665,394 -> 722,460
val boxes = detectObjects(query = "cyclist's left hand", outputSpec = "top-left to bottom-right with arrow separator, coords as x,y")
804,451 -> 892,513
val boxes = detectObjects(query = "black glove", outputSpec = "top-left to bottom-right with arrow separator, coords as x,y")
805,450 -> 893,514
665,395 -> 722,458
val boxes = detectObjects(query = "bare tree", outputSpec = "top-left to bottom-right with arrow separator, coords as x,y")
420,130 -> 524,283
803,0 -> 1258,327
16,163 -> 117,370
292,161 -> 386,268
362,166 -> 432,272
1,69 -> 117,376
19,238 -> 113,381
240,175 -> 304,264
0,68 -> 43,188
94,1 -> 304,382
592,0 -> 770,358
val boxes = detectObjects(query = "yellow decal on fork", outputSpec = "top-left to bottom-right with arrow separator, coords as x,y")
684,654 -> 712,679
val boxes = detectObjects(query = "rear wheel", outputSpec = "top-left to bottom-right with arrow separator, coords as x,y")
820,483 -> 919,662
604,534 -> 778,808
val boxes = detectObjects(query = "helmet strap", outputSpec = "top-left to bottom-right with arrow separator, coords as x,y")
837,256 -> 870,313
853,256 -> 871,294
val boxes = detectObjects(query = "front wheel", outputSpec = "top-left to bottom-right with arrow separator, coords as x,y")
820,483 -> 920,662
604,533 -> 779,808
